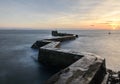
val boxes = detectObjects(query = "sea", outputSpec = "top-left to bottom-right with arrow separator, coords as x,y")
0,29 -> 120,84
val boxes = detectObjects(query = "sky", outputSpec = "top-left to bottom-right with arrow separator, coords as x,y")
0,0 -> 120,30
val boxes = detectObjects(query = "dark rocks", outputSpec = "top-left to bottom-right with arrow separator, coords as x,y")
107,69 -> 120,84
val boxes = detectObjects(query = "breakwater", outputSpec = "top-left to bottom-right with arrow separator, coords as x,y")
31,31 -> 108,84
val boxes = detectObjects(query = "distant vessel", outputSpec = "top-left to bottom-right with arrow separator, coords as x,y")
108,32 -> 111,35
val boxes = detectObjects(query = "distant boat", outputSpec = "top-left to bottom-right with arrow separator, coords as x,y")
108,32 -> 111,35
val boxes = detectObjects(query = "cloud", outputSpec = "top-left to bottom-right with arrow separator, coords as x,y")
0,0 -> 103,15
0,0 -> 120,29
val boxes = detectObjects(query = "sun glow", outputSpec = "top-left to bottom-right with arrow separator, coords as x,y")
108,18 -> 120,30
0,0 -> 120,30
110,23 -> 119,30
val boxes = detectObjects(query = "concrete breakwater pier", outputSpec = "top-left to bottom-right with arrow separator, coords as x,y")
31,31 -> 119,84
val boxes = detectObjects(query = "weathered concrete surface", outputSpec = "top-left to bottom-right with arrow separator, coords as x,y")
32,36 -> 77,49
31,31 -> 108,84
45,36 -> 77,42
52,30 -> 78,37
46,53 -> 106,84
41,41 -> 60,49
39,48 -> 83,69
31,40 -> 51,49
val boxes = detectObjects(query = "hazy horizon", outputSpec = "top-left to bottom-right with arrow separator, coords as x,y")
0,27 -> 119,30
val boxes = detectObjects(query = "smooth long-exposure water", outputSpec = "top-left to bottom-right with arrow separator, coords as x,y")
60,30 -> 120,71
0,30 -> 120,84
0,30 -> 57,84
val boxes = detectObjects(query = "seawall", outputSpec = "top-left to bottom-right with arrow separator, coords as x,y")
31,31 -> 108,84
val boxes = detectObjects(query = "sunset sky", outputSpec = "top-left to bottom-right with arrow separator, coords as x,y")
0,0 -> 120,30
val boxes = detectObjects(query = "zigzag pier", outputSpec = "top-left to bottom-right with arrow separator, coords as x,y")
31,31 -> 119,84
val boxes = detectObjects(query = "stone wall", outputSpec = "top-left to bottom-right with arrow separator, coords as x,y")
46,53 -> 106,84
31,31 -> 108,84
39,48 -> 83,69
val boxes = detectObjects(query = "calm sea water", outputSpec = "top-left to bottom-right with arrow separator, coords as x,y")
0,30 -> 120,84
